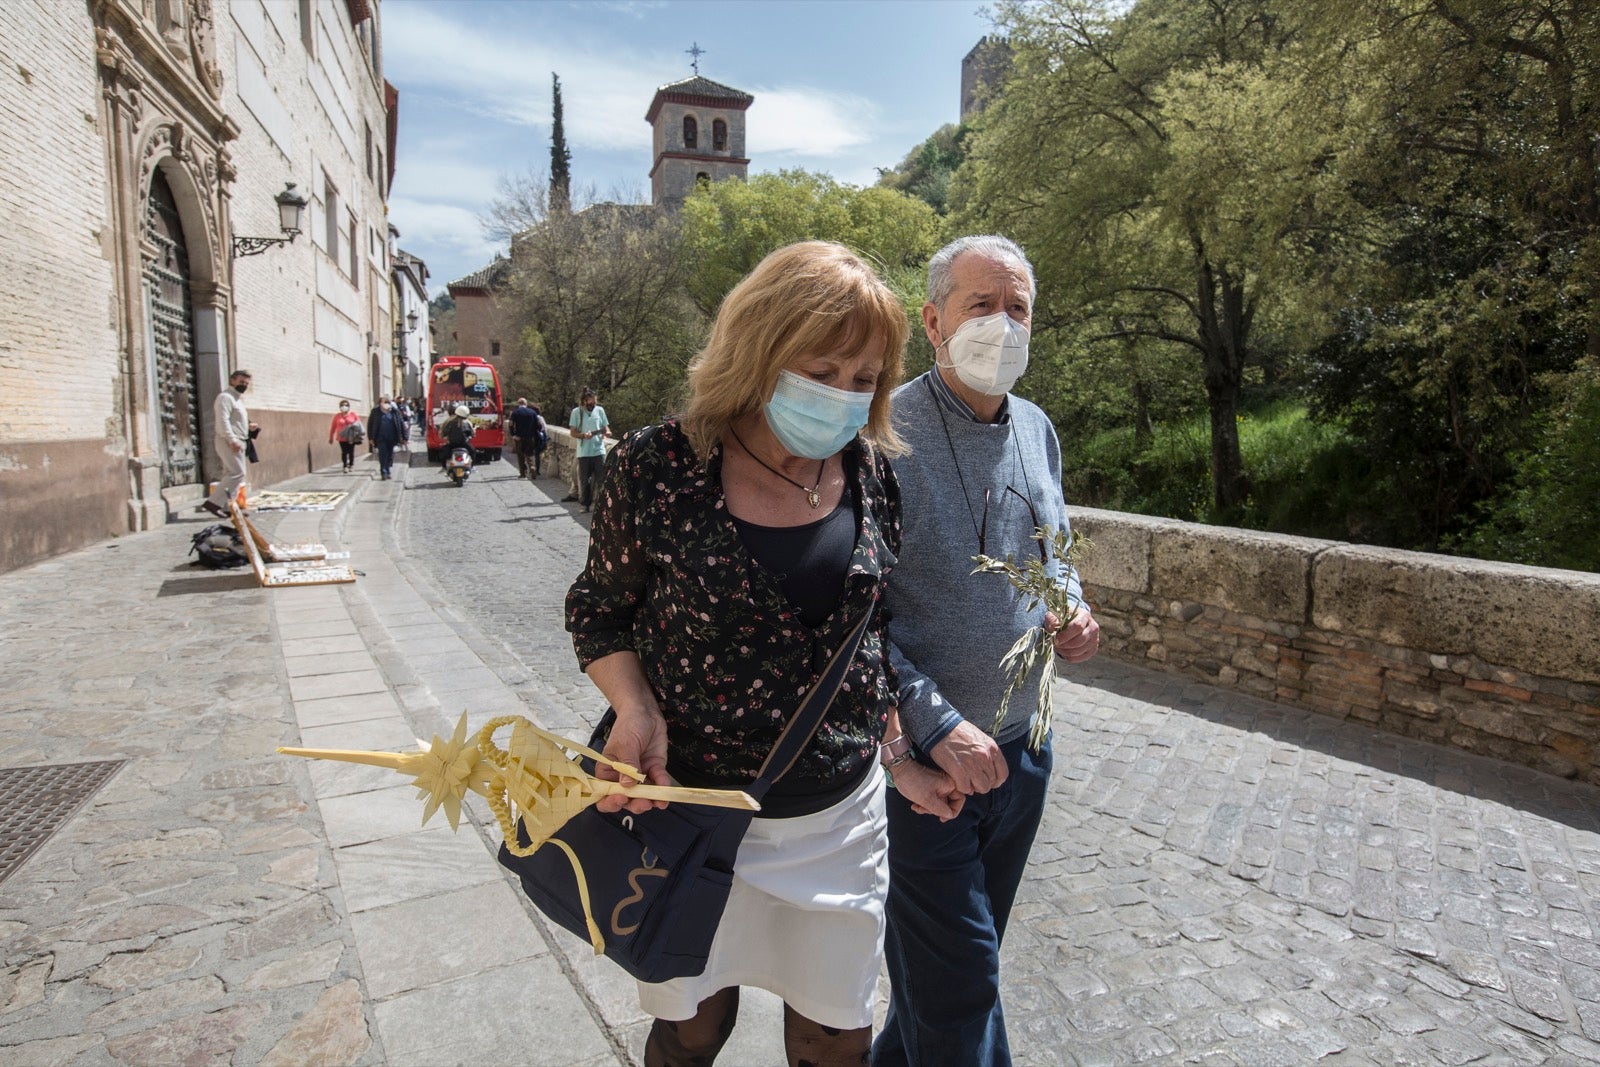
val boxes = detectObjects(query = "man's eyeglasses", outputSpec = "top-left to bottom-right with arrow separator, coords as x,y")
980,485 -> 1048,565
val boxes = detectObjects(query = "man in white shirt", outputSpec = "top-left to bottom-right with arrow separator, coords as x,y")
197,370 -> 254,518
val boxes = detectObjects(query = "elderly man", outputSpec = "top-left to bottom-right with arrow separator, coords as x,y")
196,369 -> 254,518
874,235 -> 1100,1067
508,397 -> 545,480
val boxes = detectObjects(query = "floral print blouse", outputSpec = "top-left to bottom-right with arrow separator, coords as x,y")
566,419 -> 901,791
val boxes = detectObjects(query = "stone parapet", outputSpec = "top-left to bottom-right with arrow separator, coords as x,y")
1070,506 -> 1600,783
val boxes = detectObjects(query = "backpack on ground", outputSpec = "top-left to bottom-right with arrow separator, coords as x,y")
190,523 -> 249,569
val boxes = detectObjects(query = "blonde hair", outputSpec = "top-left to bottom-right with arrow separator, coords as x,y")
683,241 -> 908,458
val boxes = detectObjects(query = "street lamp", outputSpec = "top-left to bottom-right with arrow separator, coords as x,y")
394,308 -> 422,391
231,182 -> 310,258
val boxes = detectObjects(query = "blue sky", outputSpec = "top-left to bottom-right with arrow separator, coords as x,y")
384,0 -> 997,293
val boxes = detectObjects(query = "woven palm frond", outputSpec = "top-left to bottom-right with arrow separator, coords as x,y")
279,711 -> 758,851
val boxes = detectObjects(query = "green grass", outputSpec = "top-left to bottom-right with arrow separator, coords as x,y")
1069,401 -> 1369,539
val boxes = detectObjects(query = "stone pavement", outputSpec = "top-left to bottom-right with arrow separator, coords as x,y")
0,447 -> 1597,1066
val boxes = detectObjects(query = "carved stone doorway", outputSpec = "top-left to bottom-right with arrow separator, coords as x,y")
144,170 -> 203,489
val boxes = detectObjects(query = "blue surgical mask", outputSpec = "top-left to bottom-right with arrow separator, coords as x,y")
763,371 -> 874,460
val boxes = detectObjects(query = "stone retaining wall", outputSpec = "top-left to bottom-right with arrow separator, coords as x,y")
1070,507 -> 1600,784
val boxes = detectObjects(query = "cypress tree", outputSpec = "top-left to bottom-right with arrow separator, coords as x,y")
550,73 -> 572,214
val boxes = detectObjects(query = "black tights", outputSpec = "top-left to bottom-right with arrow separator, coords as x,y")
644,988 -> 869,1067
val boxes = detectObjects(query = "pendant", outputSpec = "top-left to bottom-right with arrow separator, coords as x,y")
806,489 -> 821,509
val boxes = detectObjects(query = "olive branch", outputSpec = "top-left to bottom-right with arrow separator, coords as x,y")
971,525 -> 1092,752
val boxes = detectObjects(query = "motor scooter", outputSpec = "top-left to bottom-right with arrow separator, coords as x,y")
444,446 -> 473,486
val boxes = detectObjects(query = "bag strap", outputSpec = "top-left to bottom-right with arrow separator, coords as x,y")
748,606 -> 875,799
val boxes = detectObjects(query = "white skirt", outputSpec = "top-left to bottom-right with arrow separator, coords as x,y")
638,762 -> 888,1030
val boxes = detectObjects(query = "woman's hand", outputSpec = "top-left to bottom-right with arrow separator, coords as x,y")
890,761 -> 965,822
594,702 -> 671,815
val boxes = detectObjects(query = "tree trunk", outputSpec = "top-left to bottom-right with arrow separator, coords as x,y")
1205,384 -> 1249,511
1192,247 -> 1253,512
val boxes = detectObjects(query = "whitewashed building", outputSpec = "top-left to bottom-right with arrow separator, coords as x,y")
0,0 -> 399,572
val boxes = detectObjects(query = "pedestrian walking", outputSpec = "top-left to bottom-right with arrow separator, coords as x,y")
568,388 -> 609,511
196,369 -> 256,518
565,241 -> 959,1066
329,400 -> 362,473
509,397 -> 547,479
872,236 -> 1101,1067
366,395 -> 406,481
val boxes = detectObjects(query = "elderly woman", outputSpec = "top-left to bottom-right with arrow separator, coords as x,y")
566,242 -> 960,1067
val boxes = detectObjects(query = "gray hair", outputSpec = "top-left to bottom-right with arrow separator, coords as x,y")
925,235 -> 1037,310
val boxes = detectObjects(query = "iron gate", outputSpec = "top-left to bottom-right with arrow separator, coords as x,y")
144,172 -> 202,488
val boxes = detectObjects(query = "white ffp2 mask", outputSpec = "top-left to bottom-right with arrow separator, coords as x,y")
938,311 -> 1030,396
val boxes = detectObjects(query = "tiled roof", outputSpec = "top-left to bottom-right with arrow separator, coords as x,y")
646,75 -> 754,123
448,256 -> 510,292
654,75 -> 753,102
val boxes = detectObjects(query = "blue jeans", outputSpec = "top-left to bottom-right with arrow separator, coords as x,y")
376,442 -> 396,477
872,731 -> 1053,1067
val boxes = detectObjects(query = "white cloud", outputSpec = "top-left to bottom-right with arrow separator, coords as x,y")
746,87 -> 880,158
387,196 -> 503,278
384,7 -> 886,160
383,5 -> 660,151
389,156 -> 502,209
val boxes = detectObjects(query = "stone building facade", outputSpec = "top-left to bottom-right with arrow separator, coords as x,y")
0,0 -> 399,574
391,240 -> 430,401
444,255 -> 516,380
646,74 -> 753,211
960,36 -> 1012,120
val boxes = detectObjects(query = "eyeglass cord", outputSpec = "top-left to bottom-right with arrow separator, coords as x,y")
926,374 -> 1038,560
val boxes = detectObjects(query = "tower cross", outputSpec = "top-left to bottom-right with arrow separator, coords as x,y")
686,41 -> 705,75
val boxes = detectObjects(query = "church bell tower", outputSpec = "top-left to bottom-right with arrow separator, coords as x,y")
645,65 -> 753,211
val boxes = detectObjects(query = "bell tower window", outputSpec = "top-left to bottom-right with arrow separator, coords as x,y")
713,119 -> 727,151
683,115 -> 698,150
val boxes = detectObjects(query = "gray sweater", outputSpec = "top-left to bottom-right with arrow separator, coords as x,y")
885,371 -> 1087,750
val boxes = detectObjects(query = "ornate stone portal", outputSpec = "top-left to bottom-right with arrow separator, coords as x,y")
93,0 -> 239,530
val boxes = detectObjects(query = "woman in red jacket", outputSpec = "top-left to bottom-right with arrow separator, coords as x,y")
328,401 -> 362,473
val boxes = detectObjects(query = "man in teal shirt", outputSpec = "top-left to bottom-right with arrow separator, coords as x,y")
569,387 -> 610,512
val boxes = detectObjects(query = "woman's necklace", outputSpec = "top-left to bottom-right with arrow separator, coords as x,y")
729,428 -> 826,508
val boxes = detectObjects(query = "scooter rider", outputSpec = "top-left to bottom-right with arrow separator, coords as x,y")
441,404 -> 475,471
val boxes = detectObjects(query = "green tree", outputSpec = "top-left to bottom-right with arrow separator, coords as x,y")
485,173 -> 698,433
876,123 -> 969,214
1293,0 -> 1600,551
958,0 -> 1317,512
679,170 -> 940,321
1453,358 -> 1600,571
550,74 -> 572,214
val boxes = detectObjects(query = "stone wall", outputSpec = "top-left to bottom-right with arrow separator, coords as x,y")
0,2 -> 128,571
1070,507 -> 1600,784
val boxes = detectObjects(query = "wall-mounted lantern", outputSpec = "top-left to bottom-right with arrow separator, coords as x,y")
231,182 -> 310,258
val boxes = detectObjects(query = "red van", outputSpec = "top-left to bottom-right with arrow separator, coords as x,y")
425,356 -> 505,462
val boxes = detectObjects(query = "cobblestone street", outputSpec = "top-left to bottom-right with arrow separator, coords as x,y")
0,452 -> 1596,1066
397,457 -> 1600,1066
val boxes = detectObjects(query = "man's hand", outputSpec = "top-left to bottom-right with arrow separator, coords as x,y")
891,761 -> 965,822
930,720 -> 1009,795
1045,610 -> 1101,663
229,440 -> 244,454
594,705 -> 670,815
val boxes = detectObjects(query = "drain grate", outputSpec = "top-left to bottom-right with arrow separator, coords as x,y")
0,761 -> 125,884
